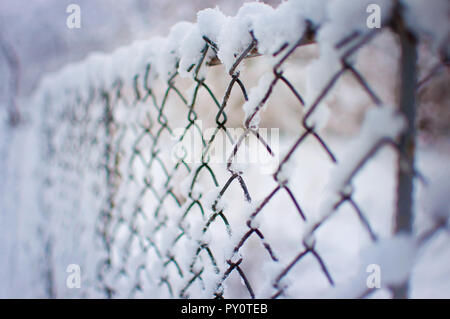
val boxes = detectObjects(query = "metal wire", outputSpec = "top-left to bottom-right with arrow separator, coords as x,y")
38,14 -> 448,299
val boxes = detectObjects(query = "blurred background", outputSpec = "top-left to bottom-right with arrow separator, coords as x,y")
0,0 -> 261,104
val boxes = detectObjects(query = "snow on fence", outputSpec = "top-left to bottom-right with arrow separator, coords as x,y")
33,0 -> 449,298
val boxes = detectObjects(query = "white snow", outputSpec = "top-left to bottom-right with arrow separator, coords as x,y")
197,7 -> 227,44
420,171 -> 450,222
402,0 -> 450,55
178,24 -> 205,78
3,0 -> 450,300
361,234 -> 416,287
328,106 -> 406,194
242,72 -> 274,128
251,1 -> 306,55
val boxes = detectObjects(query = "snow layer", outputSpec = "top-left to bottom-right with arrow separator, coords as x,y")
19,0 -> 450,299
402,0 -> 450,55
34,0 -> 445,106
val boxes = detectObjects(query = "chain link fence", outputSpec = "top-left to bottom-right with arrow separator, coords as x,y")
34,0 -> 449,298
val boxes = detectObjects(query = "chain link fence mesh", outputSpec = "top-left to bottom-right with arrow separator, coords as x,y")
34,1 -> 449,298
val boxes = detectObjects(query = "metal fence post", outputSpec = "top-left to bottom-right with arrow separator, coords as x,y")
392,7 -> 418,299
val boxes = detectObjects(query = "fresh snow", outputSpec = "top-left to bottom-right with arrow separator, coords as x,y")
1,0 -> 449,299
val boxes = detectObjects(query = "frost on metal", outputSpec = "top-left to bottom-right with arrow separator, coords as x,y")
32,0 -> 449,298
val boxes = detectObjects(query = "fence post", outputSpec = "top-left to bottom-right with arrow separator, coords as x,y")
392,7 -> 418,299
